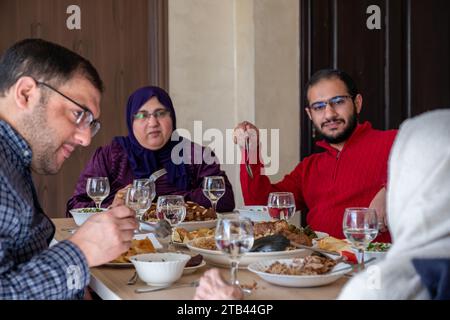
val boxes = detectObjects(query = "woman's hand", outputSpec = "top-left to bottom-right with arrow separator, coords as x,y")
193,268 -> 243,300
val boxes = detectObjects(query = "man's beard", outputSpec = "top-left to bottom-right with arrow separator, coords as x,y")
316,108 -> 358,144
19,98 -> 62,175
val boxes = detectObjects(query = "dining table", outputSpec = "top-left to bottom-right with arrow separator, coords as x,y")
52,218 -> 348,300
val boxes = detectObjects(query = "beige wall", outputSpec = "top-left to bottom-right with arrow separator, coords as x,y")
169,0 -> 299,208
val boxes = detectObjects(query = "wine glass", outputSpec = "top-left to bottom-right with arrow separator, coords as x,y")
215,215 -> 254,286
342,207 -> 379,270
133,178 -> 156,217
267,192 -> 295,220
126,185 -> 152,220
86,177 -> 110,209
156,195 -> 187,247
202,176 -> 226,215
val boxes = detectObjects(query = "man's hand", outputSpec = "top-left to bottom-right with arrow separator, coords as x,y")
109,184 -> 132,209
194,268 -> 243,300
233,121 -> 259,151
69,205 -> 138,267
369,187 -> 388,233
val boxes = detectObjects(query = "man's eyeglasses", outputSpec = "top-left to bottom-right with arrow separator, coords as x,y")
308,95 -> 353,112
35,81 -> 101,137
133,109 -> 171,121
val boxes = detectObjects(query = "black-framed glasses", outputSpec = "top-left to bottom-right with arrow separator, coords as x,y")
308,95 -> 353,112
35,81 -> 101,137
133,109 -> 170,121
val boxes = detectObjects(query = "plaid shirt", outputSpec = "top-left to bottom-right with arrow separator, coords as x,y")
0,121 -> 89,299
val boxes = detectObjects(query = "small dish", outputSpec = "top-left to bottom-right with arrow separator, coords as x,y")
183,260 -> 207,275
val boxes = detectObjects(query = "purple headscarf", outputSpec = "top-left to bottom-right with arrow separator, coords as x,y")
113,86 -> 188,190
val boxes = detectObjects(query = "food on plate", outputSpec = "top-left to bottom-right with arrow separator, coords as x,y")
142,201 -> 216,222
173,227 -> 215,244
78,207 -> 104,213
185,254 -> 203,267
191,237 -> 217,250
366,242 -> 391,252
316,236 -> 352,253
315,236 -> 358,263
189,221 -> 320,251
110,238 -> 156,263
253,220 -> 314,246
265,255 -> 337,276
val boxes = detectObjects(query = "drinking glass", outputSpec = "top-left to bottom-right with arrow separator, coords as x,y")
156,195 -> 187,246
267,192 -> 295,220
132,178 -> 156,218
215,215 -> 254,286
342,207 -> 379,270
126,185 -> 152,220
202,176 -> 226,215
86,177 -> 110,209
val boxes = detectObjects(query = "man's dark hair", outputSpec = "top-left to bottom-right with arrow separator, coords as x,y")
0,38 -> 103,97
305,69 -> 358,104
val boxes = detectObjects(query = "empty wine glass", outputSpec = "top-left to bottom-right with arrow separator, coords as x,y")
267,192 -> 295,220
343,207 -> 379,270
86,177 -> 110,209
133,178 -> 156,217
202,176 -> 226,215
156,195 -> 186,246
126,185 -> 152,220
215,215 -> 254,286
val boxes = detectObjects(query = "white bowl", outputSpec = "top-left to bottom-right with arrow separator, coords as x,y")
130,253 -> 191,286
236,206 -> 301,227
69,207 -> 107,226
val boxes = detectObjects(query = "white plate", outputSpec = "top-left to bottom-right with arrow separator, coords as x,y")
140,219 -> 217,232
103,233 -> 162,267
186,238 -> 310,269
177,219 -> 217,232
248,258 -> 351,287
236,206 -> 301,227
183,260 -> 207,275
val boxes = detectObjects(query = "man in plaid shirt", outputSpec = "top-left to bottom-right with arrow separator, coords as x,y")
0,39 -> 138,299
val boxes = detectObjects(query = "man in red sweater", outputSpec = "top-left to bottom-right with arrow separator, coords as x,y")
235,69 -> 397,242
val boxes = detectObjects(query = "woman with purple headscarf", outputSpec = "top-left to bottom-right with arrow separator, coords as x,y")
66,86 -> 235,214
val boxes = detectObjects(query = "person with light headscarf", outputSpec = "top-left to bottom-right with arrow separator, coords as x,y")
338,109 -> 450,299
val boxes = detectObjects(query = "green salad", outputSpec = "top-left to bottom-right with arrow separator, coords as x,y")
366,242 -> 391,252
288,224 -> 318,239
79,208 -> 104,213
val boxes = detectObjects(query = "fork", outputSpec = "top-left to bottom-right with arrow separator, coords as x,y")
244,135 -> 253,178
127,271 -> 138,285
136,219 -> 172,238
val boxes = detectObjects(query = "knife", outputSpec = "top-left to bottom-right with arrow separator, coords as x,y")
135,280 -> 199,293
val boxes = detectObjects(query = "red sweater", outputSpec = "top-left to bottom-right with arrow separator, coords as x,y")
241,122 -> 397,242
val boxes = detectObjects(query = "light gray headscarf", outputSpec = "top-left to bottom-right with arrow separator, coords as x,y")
338,109 -> 450,299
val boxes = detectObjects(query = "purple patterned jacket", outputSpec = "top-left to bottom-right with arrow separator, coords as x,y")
66,140 -> 235,216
